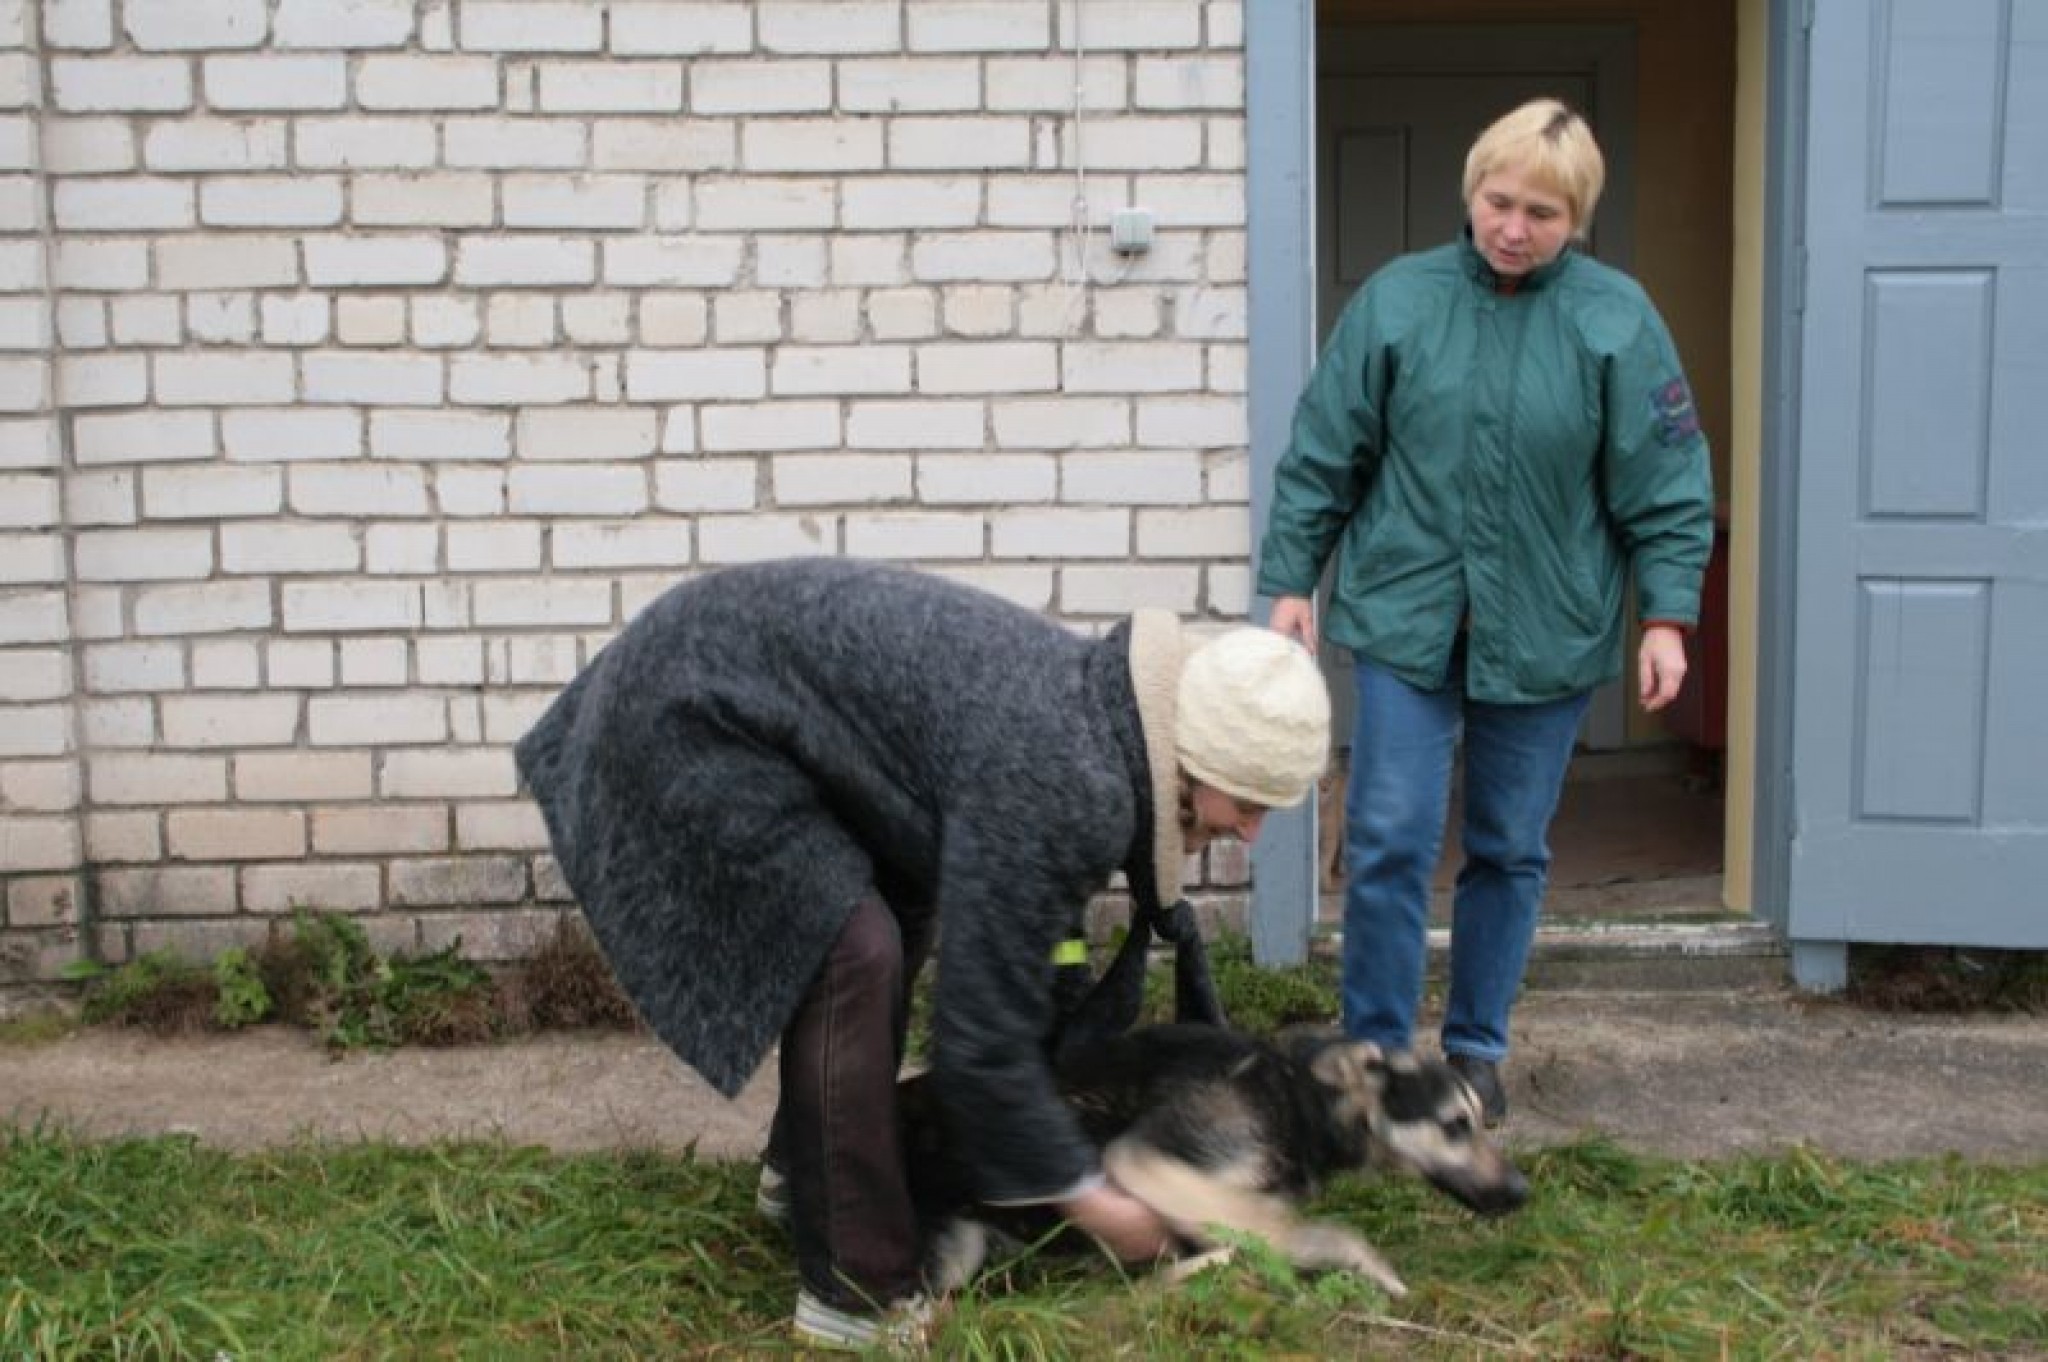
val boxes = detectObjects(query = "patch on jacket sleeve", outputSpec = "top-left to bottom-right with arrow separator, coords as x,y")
1650,377 -> 1700,446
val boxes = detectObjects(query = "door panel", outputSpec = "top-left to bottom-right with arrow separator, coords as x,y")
1788,0 -> 2048,947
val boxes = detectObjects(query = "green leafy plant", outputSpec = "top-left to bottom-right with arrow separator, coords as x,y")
211,947 -> 273,1030
76,951 -> 216,1034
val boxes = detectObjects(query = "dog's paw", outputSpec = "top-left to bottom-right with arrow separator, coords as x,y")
923,1218 -> 989,1296
1161,1245 -> 1237,1284
1287,1222 -> 1408,1298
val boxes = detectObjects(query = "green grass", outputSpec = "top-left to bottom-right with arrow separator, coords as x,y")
3,1127 -> 2040,1359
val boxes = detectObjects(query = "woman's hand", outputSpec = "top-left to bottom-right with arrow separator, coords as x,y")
1268,595 -> 1318,655
1058,1182 -> 1173,1265
1637,624 -> 1689,712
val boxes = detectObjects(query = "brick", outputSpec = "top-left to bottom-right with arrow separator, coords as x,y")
186,293 -> 258,345
155,353 -> 297,407
355,55 -> 499,109
369,411 -> 511,463
624,349 -> 765,402
772,453 -> 911,505
57,354 -> 146,408
305,236 -> 448,287
381,749 -> 517,800
845,513 -> 983,559
444,117 -> 586,170
0,358 -> 47,415
0,706 -> 72,758
336,296 -> 407,346
1063,451 -> 1205,504
916,453 -> 1056,504
167,808 -> 306,861
592,119 -> 734,171
911,232 -> 1057,282
1059,564 -> 1201,615
72,412 -> 214,467
1135,56 -> 1243,110
843,400 -> 984,451
191,639 -> 261,689
6,874 -> 83,928
1058,118 -> 1204,171
455,801 -> 547,852
265,638 -> 335,688
389,855 -> 527,907
0,472 -> 55,527
307,694 -> 444,746
312,804 -> 447,855
449,355 -> 590,406
1137,505 -> 1248,557
472,577 -> 615,628
838,57 -> 979,111
772,346 -> 911,397
75,528 -> 213,582
363,524 -> 438,575
1172,286 -> 1246,339
132,581 -> 272,636
459,2 -> 602,53
236,751 -> 372,801
516,407 -> 658,461
155,235 -> 299,289
0,534 -> 65,583
603,235 -> 744,287
1093,289 -> 1164,340
303,352 -> 443,405
993,396 -> 1131,448
80,697 -> 154,748
917,342 -> 1058,395
759,1 -> 899,53
416,637 -> 483,686
0,592 -> 67,643
0,759 -> 81,814
222,408 -> 362,462
609,3 -> 751,55
44,0 -> 115,50
741,119 -> 884,173
698,513 -> 836,563
1135,395 -> 1246,447
43,116 -> 137,172
51,57 -> 192,112
538,60 -> 682,112
412,297 -> 481,347
502,174 -> 646,229
841,177 -> 979,230
203,55 -> 348,110
282,580 -> 422,632
85,811 -> 160,864
553,520 -> 694,570
220,522 -> 361,574
987,56 -> 1123,111
447,521 -> 540,571
161,695 -> 300,750
273,0 -> 414,49
453,238 -> 595,287
95,866 -> 236,917
0,239 -> 54,289
889,117 -> 1033,170
145,119 -> 290,172
141,465 -> 284,520
695,180 -> 836,231
483,295 -> 556,348
296,117 -> 437,169
507,464 -> 648,516
707,292 -> 773,344
261,295 -> 333,345
339,638 -> 408,687
652,459 -> 756,512
433,467 -> 508,516
689,59 -> 830,115
758,236 -> 827,288
1061,343 -> 1203,393
1056,2 -> 1203,49
90,753 -> 228,805
352,172 -> 495,227
991,508 -> 1129,558
241,863 -> 381,915
698,400 -> 837,453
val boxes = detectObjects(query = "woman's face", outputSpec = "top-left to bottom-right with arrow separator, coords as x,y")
1467,166 -> 1575,277
1182,781 -> 1271,855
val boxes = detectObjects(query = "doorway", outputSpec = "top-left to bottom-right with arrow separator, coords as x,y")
1306,10 -> 1737,930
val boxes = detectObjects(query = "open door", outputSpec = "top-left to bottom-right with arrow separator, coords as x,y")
1784,0 -> 2048,986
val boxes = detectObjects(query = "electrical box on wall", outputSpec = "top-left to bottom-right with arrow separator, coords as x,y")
1110,207 -> 1154,253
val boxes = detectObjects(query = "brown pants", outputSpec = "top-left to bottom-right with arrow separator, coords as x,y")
770,895 -> 931,1310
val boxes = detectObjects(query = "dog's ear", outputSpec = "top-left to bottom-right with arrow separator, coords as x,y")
1308,1038 -> 1387,1097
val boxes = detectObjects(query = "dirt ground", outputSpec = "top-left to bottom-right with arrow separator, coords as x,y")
4,984 -> 2044,1164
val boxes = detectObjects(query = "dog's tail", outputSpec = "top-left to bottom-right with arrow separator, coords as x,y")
1102,1138 -> 1408,1297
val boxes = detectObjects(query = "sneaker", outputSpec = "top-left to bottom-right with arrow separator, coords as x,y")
792,1289 -> 933,1353
755,1163 -> 790,1228
1445,1052 -> 1508,1128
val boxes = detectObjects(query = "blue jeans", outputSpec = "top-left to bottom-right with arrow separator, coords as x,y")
1340,646 -> 1590,1063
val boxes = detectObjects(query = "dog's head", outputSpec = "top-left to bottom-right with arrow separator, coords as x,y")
1288,1029 -> 1529,1218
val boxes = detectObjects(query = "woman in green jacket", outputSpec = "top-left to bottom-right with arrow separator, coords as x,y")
1257,99 -> 1714,1125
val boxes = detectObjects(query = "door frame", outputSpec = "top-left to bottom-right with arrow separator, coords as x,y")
1245,0 -> 1803,965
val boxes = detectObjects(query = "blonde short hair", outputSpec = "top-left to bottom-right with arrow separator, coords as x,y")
1462,98 -> 1606,240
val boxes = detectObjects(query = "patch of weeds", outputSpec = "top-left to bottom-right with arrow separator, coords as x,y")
72,951 -> 217,1035
498,915 -> 638,1034
211,947 -> 271,1030
1847,945 -> 2048,1014
277,912 -> 498,1050
0,1009 -> 77,1045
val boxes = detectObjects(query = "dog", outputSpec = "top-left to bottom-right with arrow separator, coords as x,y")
903,1021 -> 1528,1298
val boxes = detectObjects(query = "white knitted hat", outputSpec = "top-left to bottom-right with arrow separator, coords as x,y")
1175,629 -> 1331,808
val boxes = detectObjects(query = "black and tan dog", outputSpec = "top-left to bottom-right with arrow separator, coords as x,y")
905,1021 -> 1528,1298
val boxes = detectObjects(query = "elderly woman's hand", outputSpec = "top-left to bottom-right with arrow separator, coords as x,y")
1637,624 -> 1689,712
1058,1181 -> 1173,1265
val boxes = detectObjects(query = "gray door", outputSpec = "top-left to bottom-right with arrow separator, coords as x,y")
1315,27 -> 1634,747
1787,0 -> 2048,980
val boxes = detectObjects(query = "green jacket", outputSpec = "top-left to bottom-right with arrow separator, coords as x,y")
1257,235 -> 1715,703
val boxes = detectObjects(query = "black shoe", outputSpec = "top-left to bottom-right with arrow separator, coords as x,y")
1446,1052 -> 1508,1128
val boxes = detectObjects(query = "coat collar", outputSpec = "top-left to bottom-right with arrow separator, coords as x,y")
1459,225 -> 1574,294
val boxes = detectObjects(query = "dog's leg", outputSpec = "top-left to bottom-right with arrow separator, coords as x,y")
1104,1139 -> 1408,1297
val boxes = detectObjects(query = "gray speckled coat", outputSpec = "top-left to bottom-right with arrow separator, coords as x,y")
514,558 -> 1178,1202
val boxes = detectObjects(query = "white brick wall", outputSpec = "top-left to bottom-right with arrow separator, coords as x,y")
0,0 -> 1256,979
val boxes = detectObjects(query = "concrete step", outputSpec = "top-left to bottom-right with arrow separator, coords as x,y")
1309,916 -> 1788,992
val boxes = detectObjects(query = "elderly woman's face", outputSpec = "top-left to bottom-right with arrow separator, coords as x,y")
1468,166 -> 1575,277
